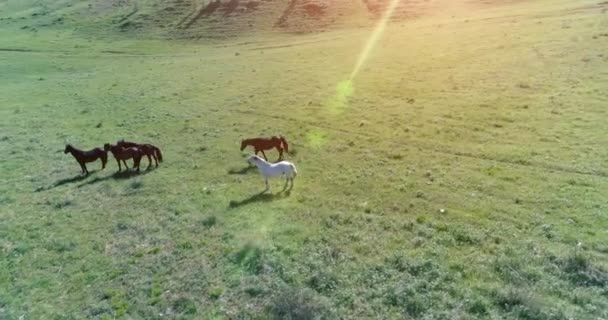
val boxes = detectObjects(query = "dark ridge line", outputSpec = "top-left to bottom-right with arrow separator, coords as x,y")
0,48 -> 36,52
176,9 -> 197,28
275,0 -> 298,27
220,0 -> 240,17
183,0 -> 222,29
116,4 -> 139,23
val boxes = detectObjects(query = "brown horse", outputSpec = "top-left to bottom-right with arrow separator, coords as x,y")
240,135 -> 289,162
104,143 -> 143,172
64,144 -> 107,175
116,139 -> 163,169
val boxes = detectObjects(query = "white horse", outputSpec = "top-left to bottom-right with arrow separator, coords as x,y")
248,155 -> 297,192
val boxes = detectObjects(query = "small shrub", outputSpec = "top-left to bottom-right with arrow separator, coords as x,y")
467,296 -> 489,315
244,286 -> 265,297
406,260 -> 439,277
384,281 -> 431,317
149,276 -> 162,305
109,291 -> 129,317
201,216 -> 217,228
173,297 -> 197,315
411,237 -> 424,248
404,294 -> 429,317
53,199 -> 73,209
178,241 -> 193,250
493,288 -> 529,311
560,251 -> 608,287
386,252 -> 408,272
115,222 -> 129,231
46,239 -> 76,253
307,269 -> 338,293
208,287 -> 224,300
233,243 -> 264,274
494,257 -> 541,284
450,228 -> 480,246
491,287 -> 564,319
268,287 -> 334,320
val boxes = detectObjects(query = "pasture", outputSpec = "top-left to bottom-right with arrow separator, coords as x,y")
1,0 -> 607,318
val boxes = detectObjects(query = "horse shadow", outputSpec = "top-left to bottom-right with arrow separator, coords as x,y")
227,165 -> 256,175
228,188 -> 291,209
48,171 -> 99,190
77,169 -> 153,188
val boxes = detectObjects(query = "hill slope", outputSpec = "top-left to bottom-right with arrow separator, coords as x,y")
1,0 -> 608,319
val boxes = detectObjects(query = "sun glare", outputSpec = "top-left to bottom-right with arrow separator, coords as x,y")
328,0 -> 402,113
350,0 -> 402,80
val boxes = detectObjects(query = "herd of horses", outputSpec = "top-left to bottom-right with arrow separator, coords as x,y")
65,135 -> 296,191
64,139 -> 163,175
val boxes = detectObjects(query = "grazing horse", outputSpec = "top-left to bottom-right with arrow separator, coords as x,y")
64,144 -> 107,175
247,155 -> 297,192
240,135 -> 289,162
104,143 -> 143,172
116,139 -> 163,169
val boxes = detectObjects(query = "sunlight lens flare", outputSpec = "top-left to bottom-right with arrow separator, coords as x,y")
328,0 -> 401,113
327,79 -> 354,114
350,0 -> 402,80
306,129 -> 329,149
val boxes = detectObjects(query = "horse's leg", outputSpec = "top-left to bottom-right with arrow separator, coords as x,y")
260,150 -> 268,161
117,159 -> 122,172
277,147 -> 283,162
83,163 -> 89,175
264,177 -> 270,192
123,159 -> 129,170
146,154 -> 152,169
79,161 -> 86,175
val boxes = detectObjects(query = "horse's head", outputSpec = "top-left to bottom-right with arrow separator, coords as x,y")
64,144 -> 72,154
116,139 -> 125,146
240,139 -> 247,151
247,155 -> 259,165
103,143 -> 111,152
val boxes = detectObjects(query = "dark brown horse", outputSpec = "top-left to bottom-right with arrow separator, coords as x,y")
64,144 -> 107,175
104,143 -> 143,172
240,135 -> 289,162
116,139 -> 163,169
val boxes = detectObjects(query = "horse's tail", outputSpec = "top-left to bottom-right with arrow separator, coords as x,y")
154,147 -> 163,162
290,163 -> 297,178
279,135 -> 289,154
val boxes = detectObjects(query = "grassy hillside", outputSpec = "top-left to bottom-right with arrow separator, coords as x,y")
1,0 -> 608,319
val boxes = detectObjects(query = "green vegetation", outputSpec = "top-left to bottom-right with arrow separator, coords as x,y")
1,0 -> 607,318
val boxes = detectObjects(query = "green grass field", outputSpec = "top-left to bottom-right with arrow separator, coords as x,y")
1,0 -> 608,318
